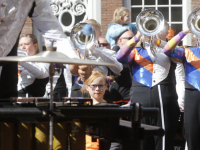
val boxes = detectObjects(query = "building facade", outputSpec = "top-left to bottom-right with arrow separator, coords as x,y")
22,0 -> 197,47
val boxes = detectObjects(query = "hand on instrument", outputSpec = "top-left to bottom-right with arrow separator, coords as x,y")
179,105 -> 184,112
69,64 -> 93,82
183,27 -> 191,34
136,31 -> 143,41
17,48 -> 28,57
78,65 -> 93,81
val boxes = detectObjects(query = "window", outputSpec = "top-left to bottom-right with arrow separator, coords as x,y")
124,0 -> 191,45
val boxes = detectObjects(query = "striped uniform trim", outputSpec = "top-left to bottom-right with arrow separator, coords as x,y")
158,85 -> 165,150
131,48 -> 153,87
185,47 -> 200,71
132,49 -> 153,73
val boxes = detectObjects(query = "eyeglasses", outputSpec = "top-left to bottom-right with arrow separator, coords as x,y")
120,37 -> 133,40
88,84 -> 106,90
98,43 -> 109,47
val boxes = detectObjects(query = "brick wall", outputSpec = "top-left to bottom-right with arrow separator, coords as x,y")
191,0 -> 199,45
20,17 -> 32,37
101,0 -> 123,37
191,0 -> 200,10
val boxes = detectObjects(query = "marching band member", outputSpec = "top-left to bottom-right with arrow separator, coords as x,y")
163,28 -> 200,150
70,19 -> 123,98
18,34 -> 49,97
116,21 -> 180,150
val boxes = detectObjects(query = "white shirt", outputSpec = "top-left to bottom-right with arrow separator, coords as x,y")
160,40 -> 185,107
18,61 -> 49,91
145,44 -> 171,87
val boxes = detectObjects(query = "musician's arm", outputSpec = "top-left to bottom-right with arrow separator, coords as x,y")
19,62 -> 49,79
116,31 -> 142,65
175,62 -> 185,110
163,28 -> 190,55
69,65 -> 79,76
30,0 -> 78,59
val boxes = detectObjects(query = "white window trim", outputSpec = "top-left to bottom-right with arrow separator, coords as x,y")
183,0 -> 191,46
124,0 -> 191,45
88,0 -> 101,24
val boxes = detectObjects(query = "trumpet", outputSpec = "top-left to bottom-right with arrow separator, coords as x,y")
136,8 -> 164,36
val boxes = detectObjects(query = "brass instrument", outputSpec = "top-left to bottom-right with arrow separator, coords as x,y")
188,7 -> 200,36
70,22 -> 96,59
136,8 -> 164,36
188,7 -> 200,47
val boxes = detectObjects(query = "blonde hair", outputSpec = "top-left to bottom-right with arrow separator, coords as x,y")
112,7 -> 130,24
81,71 -> 107,93
85,19 -> 102,33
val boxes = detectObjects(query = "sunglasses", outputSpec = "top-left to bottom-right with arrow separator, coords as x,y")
98,43 -> 109,47
120,37 -> 133,40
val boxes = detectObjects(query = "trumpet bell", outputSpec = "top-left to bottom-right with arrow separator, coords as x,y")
188,7 -> 200,36
136,8 -> 164,36
70,22 -> 96,50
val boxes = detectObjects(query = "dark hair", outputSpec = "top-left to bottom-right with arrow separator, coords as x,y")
20,34 -> 40,54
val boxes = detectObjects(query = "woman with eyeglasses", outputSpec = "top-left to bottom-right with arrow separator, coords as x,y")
116,21 -> 184,150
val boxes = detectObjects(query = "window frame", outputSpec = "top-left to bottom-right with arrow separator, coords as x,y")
124,0 -> 191,45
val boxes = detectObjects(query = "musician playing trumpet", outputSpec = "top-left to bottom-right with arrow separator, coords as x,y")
162,25 -> 200,150
116,20 -> 182,150
69,19 -> 123,98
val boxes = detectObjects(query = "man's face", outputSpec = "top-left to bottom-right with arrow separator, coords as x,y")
98,37 -> 110,49
118,30 -> 134,47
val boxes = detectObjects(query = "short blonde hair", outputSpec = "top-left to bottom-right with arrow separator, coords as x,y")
81,71 -> 107,93
112,7 -> 130,24
85,19 -> 102,33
